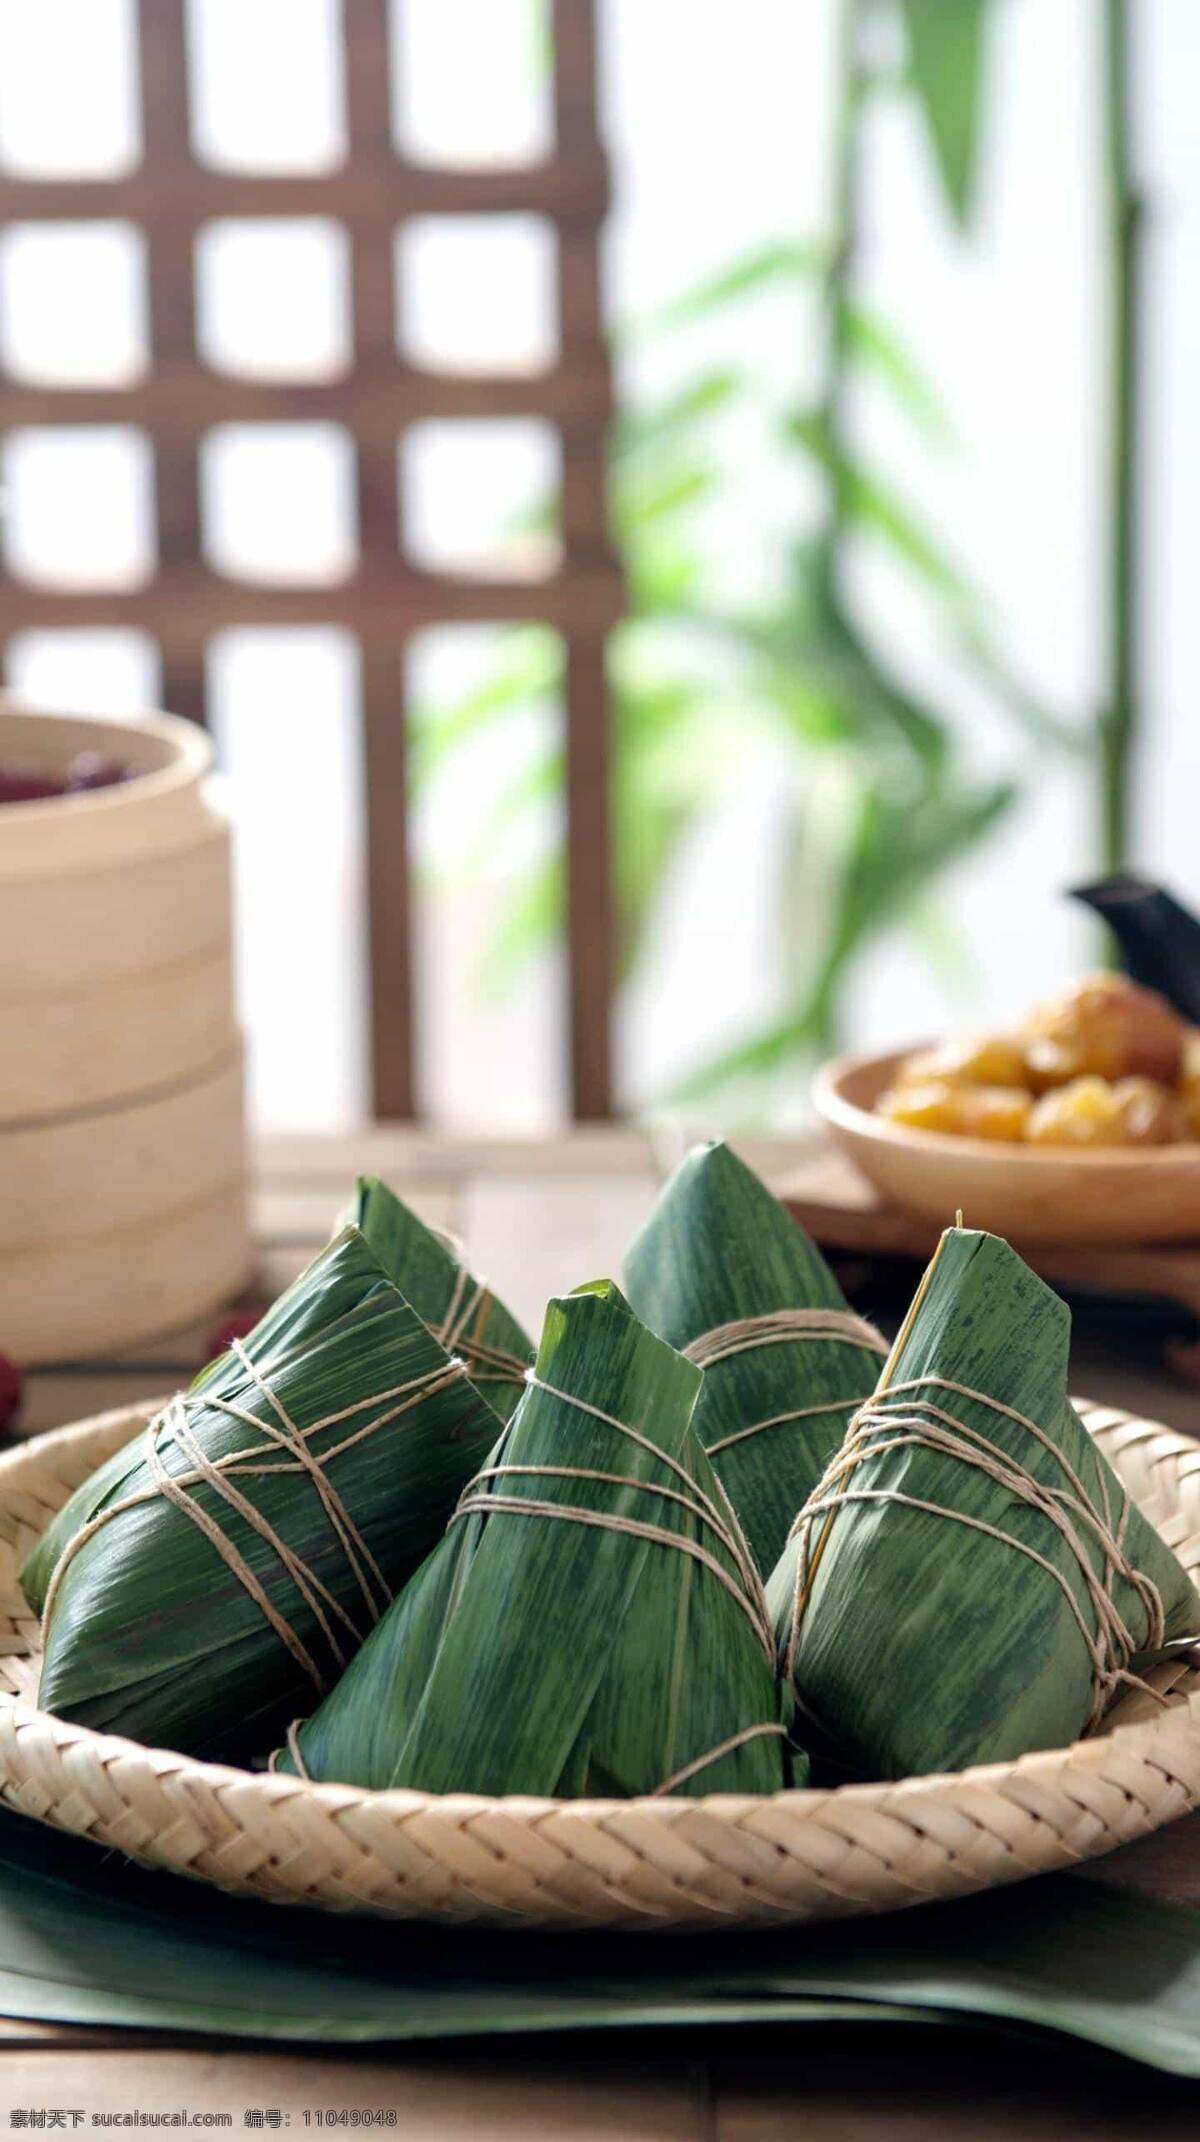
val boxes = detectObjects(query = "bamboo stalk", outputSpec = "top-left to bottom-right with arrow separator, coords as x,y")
819,0 -> 866,598
1100,0 -> 1143,875
782,0 -> 866,1020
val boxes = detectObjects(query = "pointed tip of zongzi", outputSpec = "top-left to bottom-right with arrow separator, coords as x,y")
544,1275 -> 647,1338
345,1177 -> 533,1423
880,1223 -> 1072,1410
624,1140 -> 849,1345
534,1280 -> 702,1434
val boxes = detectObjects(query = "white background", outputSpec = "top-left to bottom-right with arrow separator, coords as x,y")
2,0 -> 1198,1131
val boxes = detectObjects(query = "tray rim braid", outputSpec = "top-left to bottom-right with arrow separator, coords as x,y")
0,1397 -> 1199,1929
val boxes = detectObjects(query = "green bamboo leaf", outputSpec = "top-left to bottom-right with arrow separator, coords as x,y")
627,239 -> 831,339
348,1176 -> 532,1421
805,608 -> 954,769
8,1807 -> 1200,2070
900,0 -> 991,227
468,741 -> 562,850
613,461 -> 716,533
958,618 -> 1091,754
846,470 -> 968,599
840,300 -> 951,442
410,627 -> 561,785
790,413 -> 973,604
626,540 -> 701,612
756,667 -> 855,748
613,369 -> 743,457
664,772 -> 1016,1103
716,598 -> 952,771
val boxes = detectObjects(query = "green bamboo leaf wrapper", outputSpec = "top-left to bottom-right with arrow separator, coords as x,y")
623,1141 -> 885,1574
280,1280 -> 797,1797
348,1176 -> 532,1421
32,1229 -> 502,1764
770,1227 -> 1200,1778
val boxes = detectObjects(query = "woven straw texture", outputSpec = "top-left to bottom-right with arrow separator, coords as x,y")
0,1398 -> 1198,1929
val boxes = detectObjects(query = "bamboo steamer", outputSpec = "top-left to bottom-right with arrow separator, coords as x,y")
0,701 -> 237,1120
0,699 -> 249,1362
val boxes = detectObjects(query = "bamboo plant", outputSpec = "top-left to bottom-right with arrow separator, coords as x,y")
414,0 -> 1157,1102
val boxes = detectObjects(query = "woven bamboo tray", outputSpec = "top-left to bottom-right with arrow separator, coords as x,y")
1,1398 -> 1200,1930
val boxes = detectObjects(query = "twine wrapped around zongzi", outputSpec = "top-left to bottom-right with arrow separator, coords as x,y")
624,1143 -> 887,1573
771,1227 -> 1200,1779
434,1258 -> 531,1389
786,1376 -> 1165,1729
41,1340 -> 467,1695
452,1370 -> 776,1661
277,1281 -> 797,1799
23,1224 -> 423,1619
684,1308 -> 887,1458
32,1228 -> 503,1763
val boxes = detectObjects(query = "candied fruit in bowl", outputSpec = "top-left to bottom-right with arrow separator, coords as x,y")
1022,972 -> 1185,1090
897,1033 -> 1030,1091
1026,1074 -> 1184,1148
878,1080 -> 1032,1143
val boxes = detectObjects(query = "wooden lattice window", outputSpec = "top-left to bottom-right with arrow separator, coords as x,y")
0,0 -> 621,1119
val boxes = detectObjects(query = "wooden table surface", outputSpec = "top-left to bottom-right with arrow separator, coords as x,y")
11,1127 -> 1200,2135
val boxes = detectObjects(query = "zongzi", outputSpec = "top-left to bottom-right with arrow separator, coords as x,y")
347,1176 -> 532,1420
32,1227 -> 502,1763
278,1280 -> 798,1798
623,1141 -> 886,1575
770,1226 -> 1200,1778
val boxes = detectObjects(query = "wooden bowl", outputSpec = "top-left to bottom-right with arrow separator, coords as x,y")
813,1046 -> 1200,1246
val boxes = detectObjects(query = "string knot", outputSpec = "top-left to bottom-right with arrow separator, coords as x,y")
437,1268 -> 528,1388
